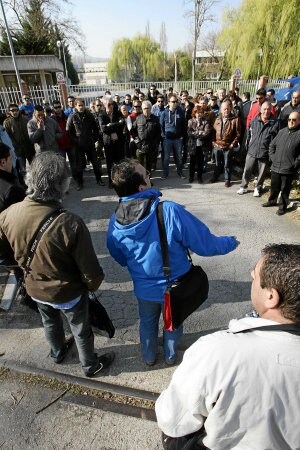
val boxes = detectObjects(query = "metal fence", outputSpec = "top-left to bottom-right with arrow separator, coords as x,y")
0,79 -> 289,113
0,85 -> 61,113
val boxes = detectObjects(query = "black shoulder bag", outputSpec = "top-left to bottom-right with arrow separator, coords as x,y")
156,203 -> 209,331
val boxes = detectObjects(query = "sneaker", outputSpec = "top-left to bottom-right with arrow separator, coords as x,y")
225,181 -> 231,188
76,182 -> 83,191
178,173 -> 186,179
253,188 -> 260,197
144,358 -> 156,367
183,163 -> 189,169
53,336 -> 75,364
262,201 -> 277,207
85,351 -> 115,377
237,187 -> 247,195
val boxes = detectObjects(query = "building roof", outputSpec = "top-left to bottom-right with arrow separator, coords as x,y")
0,55 -> 64,72
196,50 -> 225,58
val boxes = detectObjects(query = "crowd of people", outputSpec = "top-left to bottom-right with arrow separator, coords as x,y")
0,83 -> 300,449
1,84 -> 299,214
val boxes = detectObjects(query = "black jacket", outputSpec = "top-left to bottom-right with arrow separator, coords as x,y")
269,125 -> 300,175
66,110 -> 99,148
246,116 -> 279,159
131,114 -> 161,153
98,110 -> 124,147
0,169 -> 25,213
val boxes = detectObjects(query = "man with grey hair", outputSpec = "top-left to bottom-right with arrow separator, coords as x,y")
0,152 -> 115,377
131,100 -> 161,174
237,101 -> 279,197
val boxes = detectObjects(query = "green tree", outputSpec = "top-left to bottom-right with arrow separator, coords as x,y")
0,0 -> 80,84
218,0 -> 300,78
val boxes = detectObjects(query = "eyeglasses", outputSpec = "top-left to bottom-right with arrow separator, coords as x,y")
207,92 -> 213,95
288,118 -> 297,122
95,104 -> 101,107
23,97 -> 30,100
10,108 -> 18,112
53,106 -> 61,109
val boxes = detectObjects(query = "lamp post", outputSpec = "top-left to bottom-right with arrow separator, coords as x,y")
0,0 -> 23,94
57,40 -> 69,85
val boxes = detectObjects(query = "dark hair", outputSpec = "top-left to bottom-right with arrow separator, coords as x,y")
34,105 -> 44,112
256,88 -> 266,96
260,244 -> 300,322
181,90 -> 189,96
157,94 -> 164,101
267,88 -> 275,96
0,142 -> 11,159
74,98 -> 85,106
111,159 -> 147,197
7,103 -> 18,110
67,96 -> 75,101
243,92 -> 250,101
228,90 -> 237,100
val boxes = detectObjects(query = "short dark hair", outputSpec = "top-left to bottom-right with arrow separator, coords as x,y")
111,159 -> 147,197
7,103 -> 18,110
67,96 -> 75,101
34,105 -> 44,112
267,88 -> 275,96
260,244 -> 300,322
0,142 -> 11,160
181,90 -> 189,96
74,98 -> 85,106
256,88 -> 266,96
243,92 -> 250,101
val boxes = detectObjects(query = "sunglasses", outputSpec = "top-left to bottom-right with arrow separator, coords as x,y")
207,92 -> 213,94
53,106 -> 61,109
288,118 -> 297,122
10,108 -> 18,112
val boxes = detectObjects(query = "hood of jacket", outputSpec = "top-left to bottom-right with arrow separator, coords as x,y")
113,188 -> 161,234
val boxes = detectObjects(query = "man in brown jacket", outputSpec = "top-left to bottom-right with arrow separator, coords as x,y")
0,152 -> 115,377
211,99 -> 241,187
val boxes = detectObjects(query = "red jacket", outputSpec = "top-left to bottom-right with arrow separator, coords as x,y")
246,102 -> 276,128
53,113 -> 72,150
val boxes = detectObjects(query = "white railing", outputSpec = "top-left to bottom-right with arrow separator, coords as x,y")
0,85 -> 62,113
0,79 -> 289,113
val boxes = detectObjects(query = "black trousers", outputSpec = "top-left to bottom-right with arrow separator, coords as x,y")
105,142 -> 125,183
268,171 -> 294,211
189,147 -> 204,180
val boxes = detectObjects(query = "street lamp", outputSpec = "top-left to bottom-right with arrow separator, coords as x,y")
0,0 -> 23,94
57,40 -> 69,85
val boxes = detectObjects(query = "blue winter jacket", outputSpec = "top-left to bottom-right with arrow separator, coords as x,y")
107,189 -> 237,302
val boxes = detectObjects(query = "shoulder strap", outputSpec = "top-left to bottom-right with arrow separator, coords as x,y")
156,202 -> 171,280
237,323 -> 300,336
24,208 -> 65,276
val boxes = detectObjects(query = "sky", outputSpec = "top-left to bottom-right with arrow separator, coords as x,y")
70,0 -> 241,59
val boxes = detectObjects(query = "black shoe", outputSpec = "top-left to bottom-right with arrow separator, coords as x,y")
85,351 -> 115,377
189,177 -> 194,183
97,178 -> 105,186
198,177 -> 203,184
210,178 -> 218,183
276,209 -> 286,216
76,183 -> 83,191
262,201 -> 277,207
53,336 -> 75,364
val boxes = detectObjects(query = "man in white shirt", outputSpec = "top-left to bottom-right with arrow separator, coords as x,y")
156,243 -> 300,450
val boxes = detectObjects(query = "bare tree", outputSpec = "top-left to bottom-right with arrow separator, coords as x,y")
185,0 -> 219,88
159,21 -> 167,79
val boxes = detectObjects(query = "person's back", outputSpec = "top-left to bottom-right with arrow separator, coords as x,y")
156,244 -> 300,450
0,143 -> 25,213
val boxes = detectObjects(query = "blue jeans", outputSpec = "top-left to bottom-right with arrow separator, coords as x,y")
163,138 -> 183,177
138,299 -> 183,363
213,147 -> 233,181
37,294 -> 98,373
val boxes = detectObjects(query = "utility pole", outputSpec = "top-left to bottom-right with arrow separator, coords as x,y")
0,0 -> 23,94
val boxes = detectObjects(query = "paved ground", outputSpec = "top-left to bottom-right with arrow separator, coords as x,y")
1,161 -> 299,449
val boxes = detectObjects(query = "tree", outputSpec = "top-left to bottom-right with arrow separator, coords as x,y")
185,0 -> 219,85
218,0 -> 300,78
107,35 -> 164,82
0,0 -> 81,84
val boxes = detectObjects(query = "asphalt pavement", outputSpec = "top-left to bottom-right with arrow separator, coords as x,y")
1,161 -> 299,449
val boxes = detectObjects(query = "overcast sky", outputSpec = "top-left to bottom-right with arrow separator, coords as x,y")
70,0 -> 241,59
